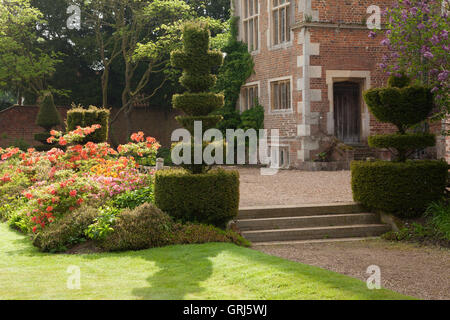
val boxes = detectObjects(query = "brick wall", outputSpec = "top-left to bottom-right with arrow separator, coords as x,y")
0,105 -> 181,149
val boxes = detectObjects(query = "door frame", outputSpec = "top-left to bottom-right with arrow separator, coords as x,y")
333,81 -> 362,144
325,70 -> 371,144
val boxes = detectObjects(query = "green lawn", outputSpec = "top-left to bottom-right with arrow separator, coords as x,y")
0,223 -> 412,300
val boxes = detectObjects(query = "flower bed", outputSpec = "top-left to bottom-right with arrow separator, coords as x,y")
0,125 -> 248,252
0,126 -> 158,241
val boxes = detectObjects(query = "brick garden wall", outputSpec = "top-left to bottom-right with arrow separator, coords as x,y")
0,105 -> 181,149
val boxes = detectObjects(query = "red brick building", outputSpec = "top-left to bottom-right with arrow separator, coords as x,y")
234,0 -> 449,167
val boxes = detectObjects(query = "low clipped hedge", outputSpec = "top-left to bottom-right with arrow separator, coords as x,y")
368,133 -> 436,151
155,168 -> 240,228
351,160 -> 449,218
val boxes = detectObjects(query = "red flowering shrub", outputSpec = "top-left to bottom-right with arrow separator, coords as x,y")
0,125 -> 160,235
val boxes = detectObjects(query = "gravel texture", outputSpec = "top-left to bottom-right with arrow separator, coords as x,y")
257,239 -> 450,300
238,168 -> 353,208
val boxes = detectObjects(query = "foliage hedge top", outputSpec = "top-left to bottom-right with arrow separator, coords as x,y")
171,22 -> 224,92
36,92 -> 62,131
368,133 -> 436,151
66,106 -> 110,143
363,85 -> 434,134
351,160 -> 449,218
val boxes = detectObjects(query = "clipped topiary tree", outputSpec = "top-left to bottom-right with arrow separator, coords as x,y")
66,105 -> 110,143
34,92 -> 62,151
363,74 -> 435,161
171,21 -> 224,174
352,75 -> 448,218
155,22 -> 240,229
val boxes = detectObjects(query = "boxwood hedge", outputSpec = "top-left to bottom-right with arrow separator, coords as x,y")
155,168 -> 240,228
351,160 -> 449,218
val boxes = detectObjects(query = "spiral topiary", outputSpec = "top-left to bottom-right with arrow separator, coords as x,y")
171,21 -> 224,174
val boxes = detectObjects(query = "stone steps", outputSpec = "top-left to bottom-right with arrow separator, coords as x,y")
237,203 -> 391,244
238,202 -> 363,220
237,213 -> 380,231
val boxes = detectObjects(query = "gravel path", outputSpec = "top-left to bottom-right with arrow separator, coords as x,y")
238,168 -> 353,208
256,239 -> 450,300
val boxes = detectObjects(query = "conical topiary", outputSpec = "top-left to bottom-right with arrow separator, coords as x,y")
171,22 -> 224,173
34,91 -> 62,151
36,92 -> 62,132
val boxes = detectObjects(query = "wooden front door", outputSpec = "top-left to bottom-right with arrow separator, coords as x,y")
334,82 -> 361,144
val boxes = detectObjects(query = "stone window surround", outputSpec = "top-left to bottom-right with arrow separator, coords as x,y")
325,70 -> 371,142
268,75 -> 294,115
241,0 -> 261,54
240,80 -> 261,113
267,0 -> 294,50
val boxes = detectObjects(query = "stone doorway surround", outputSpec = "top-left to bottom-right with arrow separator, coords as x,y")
325,70 -> 371,143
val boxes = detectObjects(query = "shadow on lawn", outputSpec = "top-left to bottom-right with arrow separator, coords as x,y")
131,245 -> 223,300
80,243 -> 225,300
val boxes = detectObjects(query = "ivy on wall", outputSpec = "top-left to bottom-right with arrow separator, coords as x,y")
214,16 -> 262,133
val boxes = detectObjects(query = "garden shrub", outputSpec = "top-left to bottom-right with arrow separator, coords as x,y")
155,169 -> 240,228
157,147 -> 173,166
387,72 -> 411,88
351,160 -> 449,218
214,17 -> 254,134
173,223 -> 250,247
170,21 -> 224,174
33,206 -> 98,252
112,186 -> 154,210
34,92 -> 62,151
368,133 -> 436,152
85,206 -> 121,241
35,92 -> 61,131
425,201 -> 450,241
363,75 -> 435,162
239,104 -> 264,132
363,85 -> 434,134
66,106 -> 110,143
100,203 -> 175,252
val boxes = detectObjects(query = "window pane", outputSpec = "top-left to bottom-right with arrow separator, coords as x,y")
249,19 -> 254,51
281,8 -> 286,42
281,83 -> 286,109
249,0 -> 254,16
244,0 -> 248,18
244,21 -> 248,44
286,6 -> 290,41
273,83 -> 278,109
255,0 -> 259,14
243,88 -> 248,110
287,82 -> 291,109
254,18 -> 259,49
273,0 -> 278,7
273,11 -> 279,45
